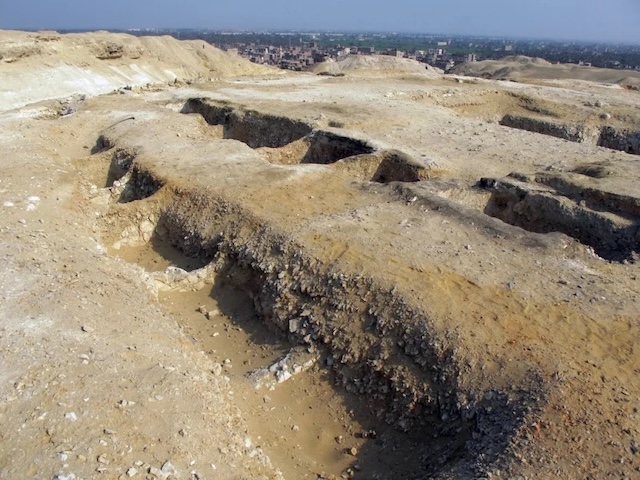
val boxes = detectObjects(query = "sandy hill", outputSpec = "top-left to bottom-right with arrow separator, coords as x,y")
450,55 -> 640,87
0,29 -> 277,111
313,54 -> 441,76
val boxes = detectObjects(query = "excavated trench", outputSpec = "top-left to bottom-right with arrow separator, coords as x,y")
598,126 -> 640,155
89,144 -> 540,479
95,104 -> 639,263
420,87 -> 640,155
181,98 -> 431,183
479,173 -> 640,262
181,98 -> 314,149
499,114 -> 596,143
499,113 -> 640,156
110,226 -> 452,480
379,173 -> 640,262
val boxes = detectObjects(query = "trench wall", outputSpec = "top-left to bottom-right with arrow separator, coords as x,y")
182,98 -> 313,148
598,126 -> 640,155
481,176 -> 640,261
499,114 -> 594,143
101,162 -> 540,476
500,114 -> 640,157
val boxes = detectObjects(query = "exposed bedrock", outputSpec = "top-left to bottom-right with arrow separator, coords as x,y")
480,173 -> 640,261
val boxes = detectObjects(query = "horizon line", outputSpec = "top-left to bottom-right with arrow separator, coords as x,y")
5,26 -> 640,47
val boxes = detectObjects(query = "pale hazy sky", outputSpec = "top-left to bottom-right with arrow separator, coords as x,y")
1,0 -> 639,44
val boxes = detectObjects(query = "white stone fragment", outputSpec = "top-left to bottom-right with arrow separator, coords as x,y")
247,346 -> 319,389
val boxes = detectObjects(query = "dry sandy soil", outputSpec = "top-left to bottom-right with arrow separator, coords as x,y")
1,31 -> 639,480
312,55 -> 442,77
450,55 -> 640,89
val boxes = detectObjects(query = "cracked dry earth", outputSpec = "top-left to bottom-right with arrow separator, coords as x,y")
1,57 -> 640,480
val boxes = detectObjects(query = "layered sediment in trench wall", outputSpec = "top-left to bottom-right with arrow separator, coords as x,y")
598,126 -> 640,155
499,114 -> 594,143
101,161 -> 540,476
481,175 -> 640,261
182,98 -> 313,148
499,114 -> 640,157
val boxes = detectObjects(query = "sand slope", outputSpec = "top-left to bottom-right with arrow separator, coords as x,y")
0,30 -> 276,111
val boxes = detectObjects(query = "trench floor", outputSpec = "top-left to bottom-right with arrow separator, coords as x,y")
111,240 -> 431,480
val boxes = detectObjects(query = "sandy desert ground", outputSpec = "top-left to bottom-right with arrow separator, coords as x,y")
0,31 -> 639,480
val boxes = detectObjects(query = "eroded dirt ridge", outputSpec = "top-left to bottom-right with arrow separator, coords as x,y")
88,119 -> 545,478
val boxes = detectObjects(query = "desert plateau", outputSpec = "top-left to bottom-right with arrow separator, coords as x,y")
0,30 -> 639,480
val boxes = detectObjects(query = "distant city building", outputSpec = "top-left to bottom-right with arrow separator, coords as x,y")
224,35 -> 475,72
389,48 -> 404,57
358,46 -> 375,55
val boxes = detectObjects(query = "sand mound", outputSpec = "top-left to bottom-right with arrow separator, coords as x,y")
0,30 -> 277,111
313,54 -> 441,77
450,55 -> 640,87
500,55 -> 552,65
